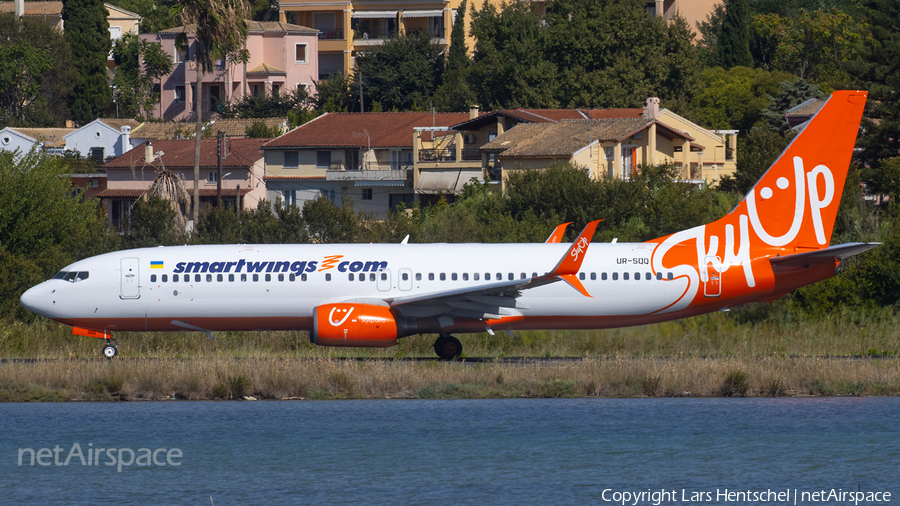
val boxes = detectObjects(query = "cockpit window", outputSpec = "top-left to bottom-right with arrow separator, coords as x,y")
54,271 -> 89,282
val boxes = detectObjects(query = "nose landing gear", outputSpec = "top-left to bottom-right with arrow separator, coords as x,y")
101,338 -> 118,359
433,335 -> 462,360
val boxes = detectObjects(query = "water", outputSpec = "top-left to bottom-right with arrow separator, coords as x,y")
1,398 -> 897,505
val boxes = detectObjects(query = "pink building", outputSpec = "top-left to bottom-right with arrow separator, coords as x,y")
141,21 -> 319,121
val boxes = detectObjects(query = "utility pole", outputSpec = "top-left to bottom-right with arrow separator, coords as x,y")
216,130 -> 225,207
358,70 -> 364,112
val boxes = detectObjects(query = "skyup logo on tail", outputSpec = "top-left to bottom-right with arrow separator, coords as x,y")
169,256 -> 388,276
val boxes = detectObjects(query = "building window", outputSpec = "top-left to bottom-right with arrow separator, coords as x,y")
284,151 -> 299,168
90,147 -> 104,161
322,189 -> 336,202
175,85 -> 185,104
361,188 -> 372,200
282,189 -> 296,206
175,43 -> 189,63
207,171 -> 217,183
297,83 -> 309,94
316,151 -> 331,167
272,83 -> 281,96
295,44 -> 308,63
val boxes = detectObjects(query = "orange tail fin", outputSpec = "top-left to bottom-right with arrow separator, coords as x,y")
725,90 -> 867,250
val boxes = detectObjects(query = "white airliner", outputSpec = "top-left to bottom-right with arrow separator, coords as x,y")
21,91 -> 877,359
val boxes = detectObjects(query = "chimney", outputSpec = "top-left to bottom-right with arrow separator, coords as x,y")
120,126 -> 131,155
15,0 -> 24,18
144,141 -> 153,162
644,97 -> 660,120
469,105 -> 480,120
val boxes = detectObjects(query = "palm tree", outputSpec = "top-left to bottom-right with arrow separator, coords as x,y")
175,0 -> 250,227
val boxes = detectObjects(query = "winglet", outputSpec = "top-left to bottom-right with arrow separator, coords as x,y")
559,274 -> 591,297
545,223 -> 571,243
549,220 -> 602,276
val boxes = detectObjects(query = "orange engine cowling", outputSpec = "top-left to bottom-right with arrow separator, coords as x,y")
311,303 -> 409,347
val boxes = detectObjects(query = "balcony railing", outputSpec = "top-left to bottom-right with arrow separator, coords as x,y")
419,149 -> 455,162
318,29 -> 345,40
354,29 -> 397,40
326,168 -> 408,181
419,149 -> 482,162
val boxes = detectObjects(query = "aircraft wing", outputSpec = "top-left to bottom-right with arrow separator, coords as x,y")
383,221 -> 601,323
770,242 -> 880,268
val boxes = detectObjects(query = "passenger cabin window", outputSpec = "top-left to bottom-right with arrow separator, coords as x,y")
241,274 -> 248,282
656,272 -> 662,280
162,275 -> 168,282
667,272 -> 674,280
474,273 -> 480,281
349,273 -> 355,281
451,273 -> 458,281
325,273 -> 331,281
402,272 -> 409,281
440,273 -> 446,281
462,273 -> 468,281
369,273 -> 375,281
624,273 -> 629,280
174,274 -> 180,282
645,273 -> 651,280
612,273 -> 618,280
253,274 -> 259,282
579,273 -> 585,281
195,274 -> 201,282
229,274 -> 235,282
485,273 -> 491,281
302,273 -> 308,281
151,274 -> 157,282
591,273 -> 596,280
206,274 -> 213,282
217,274 -> 224,282
508,273 -> 514,280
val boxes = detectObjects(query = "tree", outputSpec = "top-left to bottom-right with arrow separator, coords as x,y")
353,31 -> 445,111
0,14 -> 78,127
0,42 -> 51,125
0,149 -> 119,319
469,0 -> 557,109
111,32 -> 173,118
689,66 -> 794,131
759,78 -> 825,133
697,3 -> 726,68
108,0 -> 180,34
719,0 -> 753,68
62,0 -> 113,123
431,0 -> 475,112
750,9 -> 864,87
244,120 -> 281,138
175,0 -> 250,227
852,0 -> 900,190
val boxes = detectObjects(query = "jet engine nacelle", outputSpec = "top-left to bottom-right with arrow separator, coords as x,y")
312,303 -> 416,347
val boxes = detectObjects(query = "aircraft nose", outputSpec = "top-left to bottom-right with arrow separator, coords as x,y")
20,283 -> 48,316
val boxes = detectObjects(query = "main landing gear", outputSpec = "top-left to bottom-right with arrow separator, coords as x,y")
433,335 -> 462,361
101,338 -> 119,359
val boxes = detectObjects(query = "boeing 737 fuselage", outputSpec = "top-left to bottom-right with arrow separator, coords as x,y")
20,91 -> 877,359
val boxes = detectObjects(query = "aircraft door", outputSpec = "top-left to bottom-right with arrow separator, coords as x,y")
703,255 -> 721,298
377,269 -> 391,291
398,268 -> 413,291
120,257 -> 141,299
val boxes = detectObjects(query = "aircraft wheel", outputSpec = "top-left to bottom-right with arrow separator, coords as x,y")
434,335 -> 462,360
102,343 -> 118,359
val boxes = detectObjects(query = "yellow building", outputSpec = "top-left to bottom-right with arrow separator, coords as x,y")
279,0 -> 462,79
415,99 -> 738,192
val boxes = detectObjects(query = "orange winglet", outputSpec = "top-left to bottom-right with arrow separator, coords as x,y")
73,327 -> 110,340
545,222 -> 571,243
559,274 -> 591,297
549,220 -> 602,276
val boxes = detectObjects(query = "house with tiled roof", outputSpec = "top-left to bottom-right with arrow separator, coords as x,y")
462,98 -> 738,186
412,105 -> 648,198
785,98 -> 825,130
0,126 -> 73,157
99,138 -> 268,226
262,111 -> 469,215
130,118 -> 288,145
63,118 -> 141,160
141,21 -> 318,121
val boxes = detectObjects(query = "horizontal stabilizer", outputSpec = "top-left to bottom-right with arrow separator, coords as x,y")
770,242 -> 880,268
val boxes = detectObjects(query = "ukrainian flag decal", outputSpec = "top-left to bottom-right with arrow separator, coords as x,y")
150,261 -> 164,269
